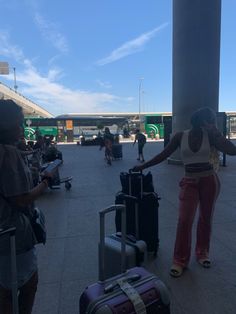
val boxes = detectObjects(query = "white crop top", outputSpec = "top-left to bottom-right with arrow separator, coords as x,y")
180,129 -> 211,165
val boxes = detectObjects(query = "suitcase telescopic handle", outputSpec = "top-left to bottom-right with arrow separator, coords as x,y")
0,227 -> 18,314
128,169 -> 143,198
0,227 -> 16,237
120,194 -> 140,239
99,205 -> 126,282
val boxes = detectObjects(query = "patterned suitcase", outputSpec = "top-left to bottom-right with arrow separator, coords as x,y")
79,205 -> 170,314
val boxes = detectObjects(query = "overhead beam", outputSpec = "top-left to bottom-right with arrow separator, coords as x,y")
0,81 -> 53,118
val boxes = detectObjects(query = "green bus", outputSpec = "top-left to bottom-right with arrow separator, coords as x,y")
144,114 -> 165,139
23,115 -> 128,142
24,118 -> 58,141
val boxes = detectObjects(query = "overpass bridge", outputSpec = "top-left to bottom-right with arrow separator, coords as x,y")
0,81 -> 53,118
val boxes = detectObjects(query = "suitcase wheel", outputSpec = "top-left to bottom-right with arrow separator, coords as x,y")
65,182 -> 72,190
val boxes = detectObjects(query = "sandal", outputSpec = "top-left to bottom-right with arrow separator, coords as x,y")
169,264 -> 184,278
198,259 -> 211,268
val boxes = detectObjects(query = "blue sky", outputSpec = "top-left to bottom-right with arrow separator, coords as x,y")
0,0 -> 235,116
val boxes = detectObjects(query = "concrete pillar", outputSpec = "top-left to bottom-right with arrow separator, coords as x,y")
171,0 -> 221,162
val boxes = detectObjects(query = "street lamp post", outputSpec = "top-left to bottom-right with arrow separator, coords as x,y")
13,67 -> 18,92
0,62 -> 18,92
138,77 -> 144,129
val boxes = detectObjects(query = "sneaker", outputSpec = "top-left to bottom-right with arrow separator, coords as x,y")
137,158 -> 140,161
107,160 -> 112,165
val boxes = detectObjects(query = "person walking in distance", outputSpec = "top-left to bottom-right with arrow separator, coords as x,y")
103,127 -> 114,165
133,107 -> 236,277
133,129 -> 146,162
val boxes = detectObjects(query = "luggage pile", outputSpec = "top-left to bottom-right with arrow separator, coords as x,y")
116,170 -> 160,255
79,170 -> 170,313
25,150 -> 71,190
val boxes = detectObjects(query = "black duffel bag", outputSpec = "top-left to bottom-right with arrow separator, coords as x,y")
120,171 -> 154,197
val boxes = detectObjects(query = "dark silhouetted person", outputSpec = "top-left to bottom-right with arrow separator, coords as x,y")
133,107 -> 236,277
103,127 -> 114,165
0,100 -> 52,313
133,129 -> 146,162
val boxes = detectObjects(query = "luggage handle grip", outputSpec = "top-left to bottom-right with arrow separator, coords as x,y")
119,194 -> 138,202
104,274 -> 141,293
99,204 -> 125,216
128,169 -> 142,175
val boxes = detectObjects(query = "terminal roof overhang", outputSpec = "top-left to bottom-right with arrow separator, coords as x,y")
56,114 -> 127,120
0,81 -> 53,118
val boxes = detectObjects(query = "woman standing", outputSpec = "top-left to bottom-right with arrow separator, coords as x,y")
133,107 -> 236,277
103,127 -> 114,165
0,100 -> 51,313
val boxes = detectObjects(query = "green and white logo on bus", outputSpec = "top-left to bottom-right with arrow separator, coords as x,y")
24,127 -> 36,140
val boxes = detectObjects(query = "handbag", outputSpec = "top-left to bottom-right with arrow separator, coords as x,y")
31,207 -> 47,245
0,193 -> 47,245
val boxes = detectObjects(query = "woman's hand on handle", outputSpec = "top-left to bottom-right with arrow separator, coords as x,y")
132,164 -> 145,172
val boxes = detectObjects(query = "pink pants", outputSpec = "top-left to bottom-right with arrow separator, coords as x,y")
173,174 -> 220,267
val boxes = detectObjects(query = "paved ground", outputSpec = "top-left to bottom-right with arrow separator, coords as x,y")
33,141 -> 236,314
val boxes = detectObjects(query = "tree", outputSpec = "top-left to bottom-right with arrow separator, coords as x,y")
97,122 -> 104,131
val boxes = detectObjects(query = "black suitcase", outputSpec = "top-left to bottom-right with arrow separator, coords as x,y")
115,171 -> 160,255
120,171 -> 154,196
0,227 -> 19,314
112,144 -> 123,159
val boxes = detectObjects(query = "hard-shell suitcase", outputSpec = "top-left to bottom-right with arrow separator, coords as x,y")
98,198 -> 147,281
80,266 -> 171,314
79,205 -> 170,314
115,170 -> 160,255
0,227 -> 19,314
116,192 -> 159,254
112,144 -> 123,159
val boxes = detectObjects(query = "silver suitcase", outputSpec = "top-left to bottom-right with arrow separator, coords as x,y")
98,198 -> 147,281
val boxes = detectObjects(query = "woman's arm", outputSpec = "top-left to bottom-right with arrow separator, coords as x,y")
8,179 -> 49,208
208,127 -> 236,155
133,132 -> 182,171
214,137 -> 236,155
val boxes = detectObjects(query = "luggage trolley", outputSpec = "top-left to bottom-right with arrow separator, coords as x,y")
41,159 -> 73,190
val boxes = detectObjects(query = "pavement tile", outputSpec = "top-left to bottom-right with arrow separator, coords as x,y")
33,282 -> 60,314
33,141 -> 236,314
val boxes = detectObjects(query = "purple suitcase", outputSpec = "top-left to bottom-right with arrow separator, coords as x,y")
79,205 -> 170,314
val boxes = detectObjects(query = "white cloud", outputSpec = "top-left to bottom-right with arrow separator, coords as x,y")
96,79 -> 112,89
0,31 -> 133,115
96,22 -> 169,66
0,31 -> 25,62
34,13 -> 69,53
18,67 -> 119,114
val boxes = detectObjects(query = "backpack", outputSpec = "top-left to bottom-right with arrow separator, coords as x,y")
138,133 -> 146,144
